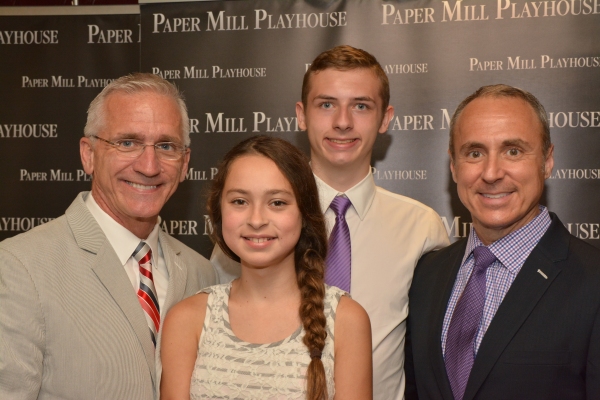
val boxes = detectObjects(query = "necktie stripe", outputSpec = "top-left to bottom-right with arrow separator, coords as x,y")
324,196 -> 352,292
139,282 -> 160,307
445,246 -> 496,400
133,241 -> 160,347
139,265 -> 153,280
138,293 -> 161,330
137,252 -> 151,265
132,241 -> 147,259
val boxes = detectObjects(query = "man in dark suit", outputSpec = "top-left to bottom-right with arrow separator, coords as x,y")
405,84 -> 600,400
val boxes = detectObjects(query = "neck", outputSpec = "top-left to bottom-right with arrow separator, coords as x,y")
473,205 -> 541,246
311,161 -> 370,192
235,260 -> 300,302
125,222 -> 155,241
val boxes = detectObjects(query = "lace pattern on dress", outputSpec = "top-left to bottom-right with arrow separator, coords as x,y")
190,283 -> 345,399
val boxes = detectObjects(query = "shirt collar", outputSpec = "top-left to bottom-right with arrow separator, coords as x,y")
85,192 -> 160,265
463,205 -> 552,274
314,170 -> 376,220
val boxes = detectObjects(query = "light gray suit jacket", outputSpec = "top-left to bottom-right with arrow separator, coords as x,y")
0,192 -> 217,400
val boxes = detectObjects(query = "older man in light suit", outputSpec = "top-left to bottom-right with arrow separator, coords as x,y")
0,73 -> 216,400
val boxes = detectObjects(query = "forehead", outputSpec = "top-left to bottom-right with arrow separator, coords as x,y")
455,96 -> 543,146
307,68 -> 382,100
102,90 -> 182,138
226,155 -> 292,189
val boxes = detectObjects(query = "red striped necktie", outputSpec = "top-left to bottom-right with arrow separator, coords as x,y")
132,241 -> 160,346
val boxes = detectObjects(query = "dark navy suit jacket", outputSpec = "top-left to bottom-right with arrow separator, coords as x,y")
405,213 -> 600,400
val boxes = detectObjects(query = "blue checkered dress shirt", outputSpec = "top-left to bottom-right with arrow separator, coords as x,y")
441,205 -> 552,356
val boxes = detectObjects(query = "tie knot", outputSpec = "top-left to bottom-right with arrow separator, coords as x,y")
132,241 -> 152,264
330,196 -> 352,217
473,246 -> 496,272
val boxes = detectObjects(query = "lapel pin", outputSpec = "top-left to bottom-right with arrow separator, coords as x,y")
537,269 -> 548,279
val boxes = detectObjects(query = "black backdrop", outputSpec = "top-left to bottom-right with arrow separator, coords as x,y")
2,0 -> 599,258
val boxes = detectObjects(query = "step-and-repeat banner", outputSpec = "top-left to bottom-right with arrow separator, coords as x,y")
0,6 -> 140,241
2,1 -> 600,257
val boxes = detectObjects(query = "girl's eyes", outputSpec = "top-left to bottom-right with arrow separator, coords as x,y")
229,199 -> 289,207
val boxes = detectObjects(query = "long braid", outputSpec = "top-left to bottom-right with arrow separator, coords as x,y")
297,248 -> 328,400
294,175 -> 329,400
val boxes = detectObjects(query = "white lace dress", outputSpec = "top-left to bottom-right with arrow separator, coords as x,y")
189,283 -> 345,399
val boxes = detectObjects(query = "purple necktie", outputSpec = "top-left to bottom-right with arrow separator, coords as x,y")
324,196 -> 352,292
445,246 -> 496,400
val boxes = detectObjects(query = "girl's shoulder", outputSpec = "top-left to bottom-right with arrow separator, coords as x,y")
198,282 -> 231,296
165,290 -> 210,324
324,284 -> 348,312
324,285 -> 369,330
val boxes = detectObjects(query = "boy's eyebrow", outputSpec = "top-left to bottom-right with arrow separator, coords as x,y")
312,94 -> 376,103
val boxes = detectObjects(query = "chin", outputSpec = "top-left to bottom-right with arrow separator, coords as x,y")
127,208 -> 162,222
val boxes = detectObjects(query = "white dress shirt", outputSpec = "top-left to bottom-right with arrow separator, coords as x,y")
85,192 -> 169,313
316,172 -> 449,400
212,171 -> 449,400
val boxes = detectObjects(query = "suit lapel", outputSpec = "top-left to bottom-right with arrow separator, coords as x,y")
90,244 -> 157,380
463,215 -> 569,400
429,240 -> 468,400
66,192 -> 156,384
158,230 -> 187,315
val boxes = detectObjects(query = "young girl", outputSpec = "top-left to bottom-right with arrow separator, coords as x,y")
160,136 -> 372,400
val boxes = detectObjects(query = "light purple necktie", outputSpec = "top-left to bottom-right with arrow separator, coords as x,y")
445,246 -> 496,400
324,196 -> 352,292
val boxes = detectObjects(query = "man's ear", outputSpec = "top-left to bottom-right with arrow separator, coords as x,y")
296,101 -> 307,131
544,144 -> 554,179
80,137 -> 95,175
449,149 -> 457,183
378,105 -> 394,134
